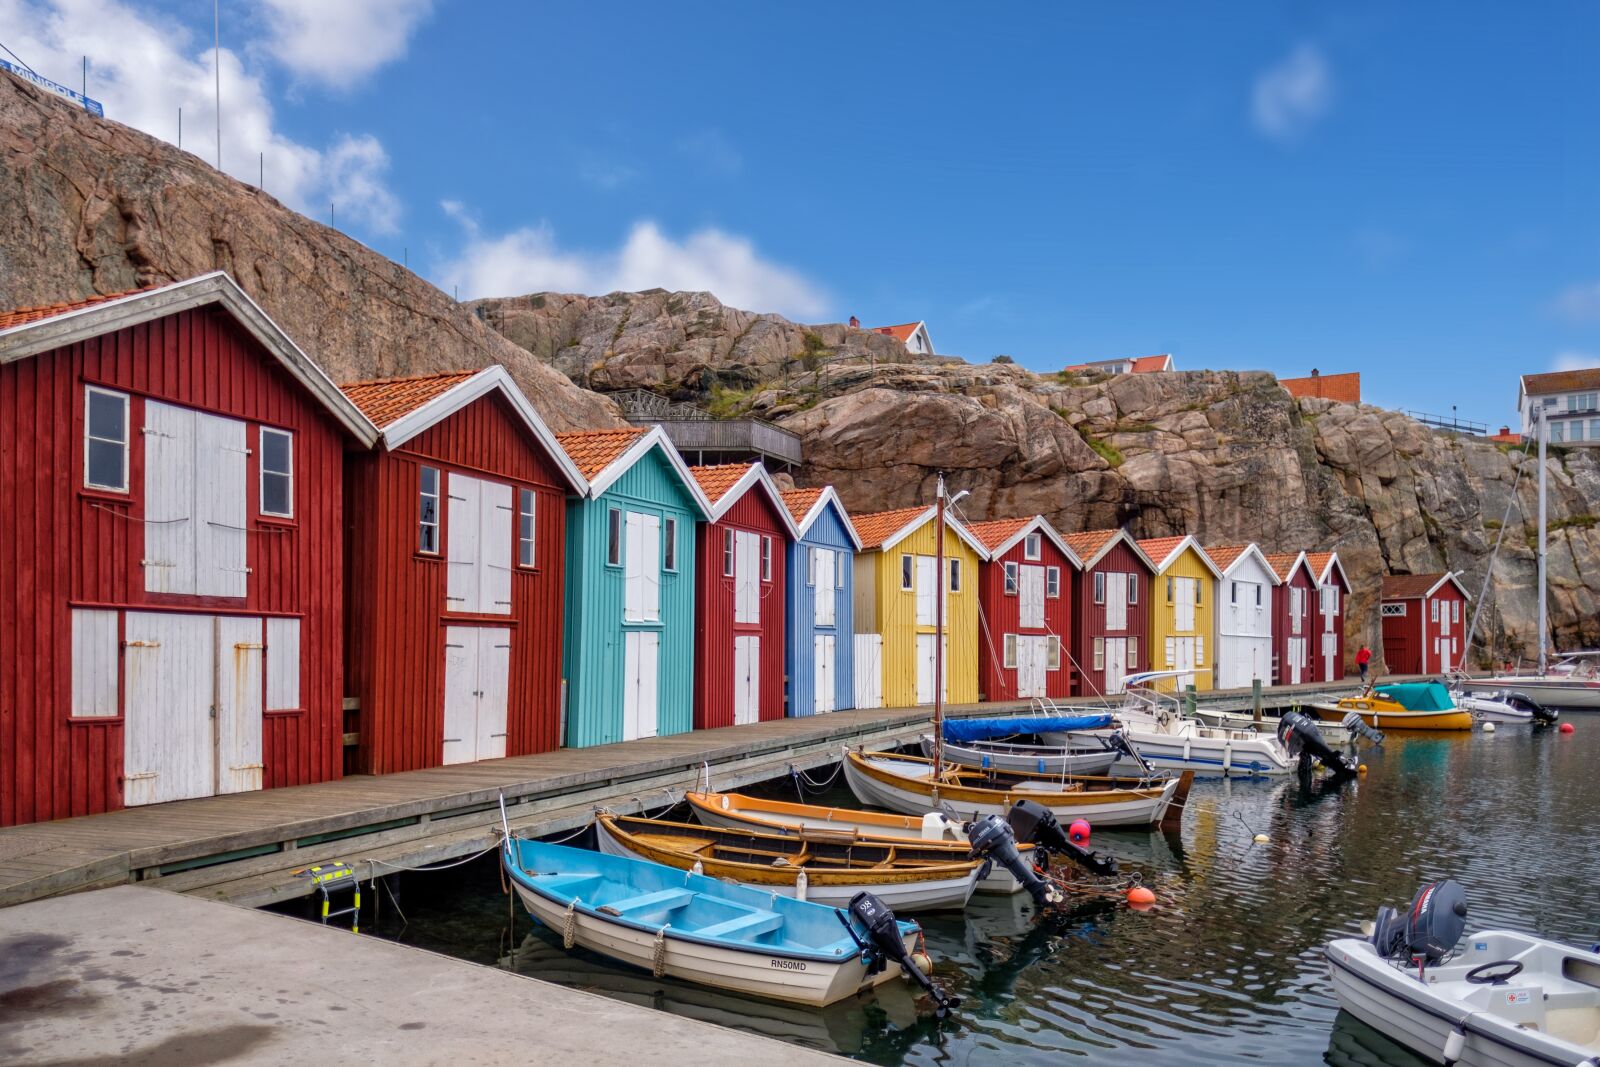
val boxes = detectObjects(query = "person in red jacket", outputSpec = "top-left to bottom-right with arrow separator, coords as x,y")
1356,644 -> 1373,684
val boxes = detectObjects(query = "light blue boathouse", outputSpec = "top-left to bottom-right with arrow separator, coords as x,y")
779,487 -> 861,715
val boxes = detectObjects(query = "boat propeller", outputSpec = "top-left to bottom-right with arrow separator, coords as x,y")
1277,711 -> 1359,780
1369,879 -> 1468,968
838,892 -> 961,1019
1005,799 -> 1119,878
965,814 -> 1064,908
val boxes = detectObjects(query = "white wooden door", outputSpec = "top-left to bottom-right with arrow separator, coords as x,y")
1438,601 -> 1451,637
1288,637 -> 1305,684
624,512 -> 662,623
214,616 -> 264,794
144,401 -> 197,594
477,628 -> 511,760
1105,637 -> 1128,694
1291,588 -> 1305,635
194,412 -> 248,598
733,634 -> 761,724
734,530 -> 760,624
446,475 -> 482,613
442,625 -> 479,765
813,549 -> 836,627
916,632 -> 937,704
1174,577 -> 1196,631
813,634 -> 836,714
915,556 -> 937,626
623,630 -> 660,740
853,634 -> 883,710
480,481 -> 513,616
123,612 -> 214,806
1105,572 -> 1128,631
1017,636 -> 1049,697
1174,636 -> 1196,689
1322,633 -> 1338,682
1020,565 -> 1046,629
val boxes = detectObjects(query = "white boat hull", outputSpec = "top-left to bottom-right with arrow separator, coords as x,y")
920,734 -> 1117,777
1457,694 -> 1535,724
843,754 -> 1178,828
593,819 -> 980,912
1045,725 -> 1293,777
512,880 -> 903,1008
1460,676 -> 1600,710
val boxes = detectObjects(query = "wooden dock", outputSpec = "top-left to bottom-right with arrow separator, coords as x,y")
0,679 -> 1373,910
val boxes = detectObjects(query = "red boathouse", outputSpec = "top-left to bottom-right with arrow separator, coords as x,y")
341,366 -> 588,773
967,516 -> 1081,701
1380,573 -> 1470,675
1264,551 -> 1318,685
689,464 -> 798,729
1061,529 -> 1156,696
1307,551 -> 1350,683
0,273 -> 377,827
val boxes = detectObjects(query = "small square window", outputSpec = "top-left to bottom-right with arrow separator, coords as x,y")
607,507 -> 623,566
259,428 -> 294,517
1004,561 -> 1019,595
418,466 -> 440,554
84,386 -> 129,492
518,488 -> 536,568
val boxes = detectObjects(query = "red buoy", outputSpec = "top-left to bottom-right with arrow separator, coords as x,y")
1559,722 -> 1576,734
1127,885 -> 1156,907
1069,819 -> 1092,847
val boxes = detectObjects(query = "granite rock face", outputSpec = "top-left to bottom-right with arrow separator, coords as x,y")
0,72 -> 616,431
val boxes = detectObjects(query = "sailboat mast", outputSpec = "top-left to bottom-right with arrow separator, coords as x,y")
933,475 -> 947,793
1538,409 -> 1548,675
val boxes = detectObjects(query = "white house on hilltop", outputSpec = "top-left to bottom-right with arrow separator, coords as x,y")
1519,367 -> 1600,446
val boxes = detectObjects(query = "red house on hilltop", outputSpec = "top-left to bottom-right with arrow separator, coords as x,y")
1061,529 -> 1156,696
967,516 -> 1081,701
1380,573 -> 1470,676
689,463 -> 797,729
1307,551 -> 1351,682
1264,551 -> 1318,685
0,273 -> 378,827
340,366 -> 587,773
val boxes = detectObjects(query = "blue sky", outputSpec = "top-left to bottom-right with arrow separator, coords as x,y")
7,1 -> 1598,421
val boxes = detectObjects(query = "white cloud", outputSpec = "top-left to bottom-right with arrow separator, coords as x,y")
1,0 -> 400,234
257,0 -> 432,90
1550,281 -> 1600,322
1252,44 -> 1333,143
1552,351 -> 1600,372
435,211 -> 829,319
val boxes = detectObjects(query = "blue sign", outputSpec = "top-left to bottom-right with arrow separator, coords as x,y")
0,58 -> 104,118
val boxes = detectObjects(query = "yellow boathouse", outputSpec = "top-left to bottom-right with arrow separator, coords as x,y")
1136,535 -> 1222,693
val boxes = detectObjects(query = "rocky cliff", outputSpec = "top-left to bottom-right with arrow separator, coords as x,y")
476,289 -> 1600,668
0,72 -> 616,430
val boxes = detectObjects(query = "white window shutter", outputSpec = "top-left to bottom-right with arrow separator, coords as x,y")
480,480 -> 513,615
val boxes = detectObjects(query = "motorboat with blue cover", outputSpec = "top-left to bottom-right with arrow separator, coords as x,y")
920,711 -> 1120,776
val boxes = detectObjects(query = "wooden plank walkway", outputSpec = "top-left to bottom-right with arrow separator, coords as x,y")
0,678 -> 1376,910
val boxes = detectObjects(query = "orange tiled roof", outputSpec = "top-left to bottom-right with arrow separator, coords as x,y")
1204,544 -> 1251,572
340,371 -> 478,428
1130,354 -> 1172,373
1062,529 -> 1117,559
689,463 -> 755,506
871,322 -> 920,343
1263,552 -> 1306,582
1522,368 -> 1600,395
1486,430 -> 1522,444
1382,573 -> 1449,599
0,284 -> 165,330
852,505 -> 930,550
1281,371 -> 1361,405
964,517 -> 1034,553
554,427 -> 648,479
780,487 -> 824,524
1137,536 -> 1188,568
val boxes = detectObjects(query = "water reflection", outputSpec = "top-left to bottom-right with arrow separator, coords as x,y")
346,725 -> 1599,1065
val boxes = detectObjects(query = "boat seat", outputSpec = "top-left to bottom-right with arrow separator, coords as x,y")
696,909 -> 784,941
606,888 -> 695,916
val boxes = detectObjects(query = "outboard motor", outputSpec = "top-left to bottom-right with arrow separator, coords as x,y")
1106,728 -> 1153,776
1369,880 -> 1468,968
1506,692 -> 1559,725
1278,711 -> 1358,779
966,814 -> 1062,907
1340,711 -> 1386,745
1006,799 -> 1118,877
841,892 -> 961,1019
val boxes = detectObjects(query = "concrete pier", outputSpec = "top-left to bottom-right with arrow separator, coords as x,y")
0,886 -> 849,1066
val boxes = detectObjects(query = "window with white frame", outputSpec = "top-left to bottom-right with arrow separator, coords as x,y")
1129,573 -> 1139,604
418,466 -> 440,554
1093,637 -> 1105,671
518,488 -> 536,568
1255,583 -> 1263,607
1431,598 -> 1439,623
1195,580 -> 1202,606
807,546 -> 816,586
1230,582 -> 1238,605
664,516 -> 678,572
1167,576 -> 1174,604
949,558 -> 961,593
84,386 -> 129,492
723,528 -> 736,577
1046,566 -> 1060,598
1003,634 -> 1018,669
1094,572 -> 1105,604
1004,561 -> 1019,595
607,507 -> 623,566
1024,532 -> 1041,560
259,428 -> 294,517
1453,600 -> 1460,623
1046,635 -> 1061,670
1128,635 -> 1138,668
901,553 -> 914,591
762,536 -> 773,581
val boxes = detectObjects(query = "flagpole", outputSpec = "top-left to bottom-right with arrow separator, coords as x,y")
932,475 -> 947,804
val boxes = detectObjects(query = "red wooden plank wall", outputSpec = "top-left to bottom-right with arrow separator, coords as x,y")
1069,541 -> 1152,697
1272,562 -> 1317,685
693,489 -> 788,730
977,539 -> 1074,701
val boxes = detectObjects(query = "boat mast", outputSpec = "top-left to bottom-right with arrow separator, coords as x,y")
932,474 -> 947,802
1537,408 -> 1548,675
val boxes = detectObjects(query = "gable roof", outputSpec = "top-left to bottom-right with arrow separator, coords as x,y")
1521,368 -> 1600,397
0,271 -> 378,445
688,463 -> 799,537
1263,550 -> 1316,585
1136,534 -> 1224,579
1061,528 -> 1157,572
871,322 -> 923,344
966,515 -> 1083,569
1131,354 -> 1173,373
1281,371 -> 1361,405
1204,543 -> 1280,585
852,504 -> 988,559
780,486 -> 863,549
1381,572 -> 1470,601
554,424 -> 712,517
1305,550 -> 1350,591
343,365 -> 586,492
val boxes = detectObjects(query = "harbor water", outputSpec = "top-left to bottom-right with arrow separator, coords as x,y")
336,724 -> 1600,1065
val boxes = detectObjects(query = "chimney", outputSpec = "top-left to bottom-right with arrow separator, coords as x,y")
848,315 -> 860,329
1500,426 -> 1511,436
1311,368 -> 1320,377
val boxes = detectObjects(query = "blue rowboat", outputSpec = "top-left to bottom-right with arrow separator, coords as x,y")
503,837 -> 922,1008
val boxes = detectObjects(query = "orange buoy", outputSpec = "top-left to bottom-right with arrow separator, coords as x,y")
1559,722 -> 1576,734
1357,764 -> 1369,775
1127,886 -> 1156,907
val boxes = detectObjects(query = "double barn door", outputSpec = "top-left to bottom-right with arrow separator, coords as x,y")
1014,635 -> 1050,698
442,626 -> 510,765
733,635 -> 761,725
916,633 -> 948,705
813,634 -> 837,714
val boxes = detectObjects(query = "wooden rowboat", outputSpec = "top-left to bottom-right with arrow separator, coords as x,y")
594,812 -> 983,912
683,790 -> 1031,895
842,749 -> 1189,829
502,836 -> 919,1008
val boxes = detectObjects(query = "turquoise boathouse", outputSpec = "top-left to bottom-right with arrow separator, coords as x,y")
780,487 -> 861,715
555,426 -> 712,747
